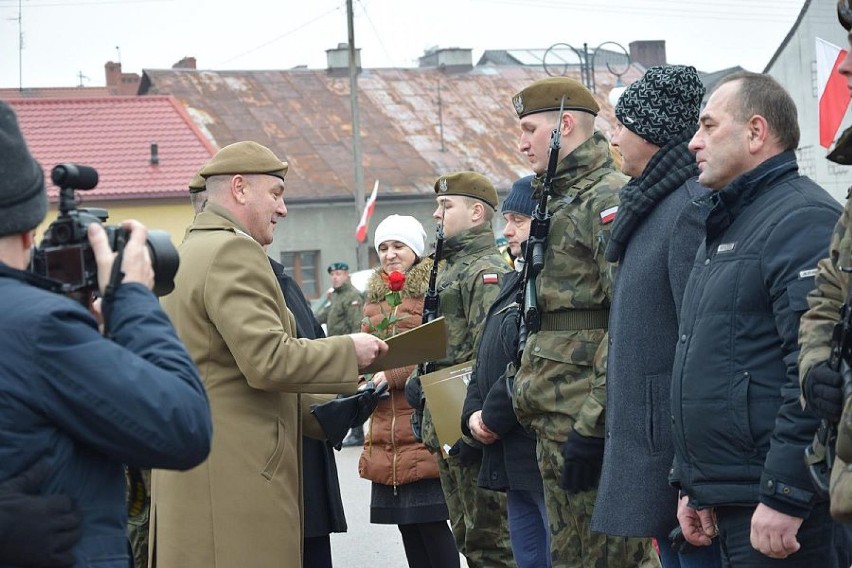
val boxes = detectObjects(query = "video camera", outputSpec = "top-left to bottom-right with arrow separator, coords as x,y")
30,163 -> 179,299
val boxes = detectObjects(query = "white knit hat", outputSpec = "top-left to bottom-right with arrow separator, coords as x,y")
374,214 -> 427,258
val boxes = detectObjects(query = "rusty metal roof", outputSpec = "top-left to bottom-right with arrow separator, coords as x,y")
140,64 -> 643,202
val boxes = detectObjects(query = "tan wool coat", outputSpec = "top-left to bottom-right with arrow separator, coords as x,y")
151,204 -> 358,568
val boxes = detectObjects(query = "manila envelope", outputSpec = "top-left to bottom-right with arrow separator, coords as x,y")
420,361 -> 474,457
362,317 -> 448,374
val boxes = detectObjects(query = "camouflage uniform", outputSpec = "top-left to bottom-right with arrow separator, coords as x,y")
126,467 -> 150,568
420,222 -> 514,568
316,279 -> 363,336
512,132 -> 659,567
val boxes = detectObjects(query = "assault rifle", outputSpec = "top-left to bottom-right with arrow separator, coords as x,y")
408,202 -> 446,441
806,302 -> 852,497
516,97 -> 564,362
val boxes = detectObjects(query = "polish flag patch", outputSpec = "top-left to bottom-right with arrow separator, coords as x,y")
600,206 -> 618,224
482,273 -> 499,284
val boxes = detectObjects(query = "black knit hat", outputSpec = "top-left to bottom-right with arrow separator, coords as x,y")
0,102 -> 47,237
615,65 -> 705,147
501,175 -> 536,217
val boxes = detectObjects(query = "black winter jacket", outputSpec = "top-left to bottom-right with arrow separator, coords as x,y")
670,152 -> 841,517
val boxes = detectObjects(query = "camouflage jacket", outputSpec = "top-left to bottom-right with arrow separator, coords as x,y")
421,223 -> 509,450
513,131 -> 627,443
799,197 -> 852,381
317,280 -> 364,336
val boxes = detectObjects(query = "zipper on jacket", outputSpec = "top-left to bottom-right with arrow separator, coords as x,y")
391,393 -> 399,495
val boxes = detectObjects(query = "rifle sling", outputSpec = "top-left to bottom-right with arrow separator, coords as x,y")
539,309 -> 609,331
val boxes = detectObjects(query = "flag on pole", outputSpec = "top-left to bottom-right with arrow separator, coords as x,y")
355,180 -> 379,243
816,37 -> 850,149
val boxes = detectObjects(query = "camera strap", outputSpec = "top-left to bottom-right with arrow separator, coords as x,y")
102,249 -> 126,305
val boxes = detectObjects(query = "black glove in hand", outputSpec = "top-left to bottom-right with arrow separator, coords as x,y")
560,430 -> 605,494
0,460 -> 82,568
312,382 -> 387,449
405,375 -> 425,411
804,362 -> 844,422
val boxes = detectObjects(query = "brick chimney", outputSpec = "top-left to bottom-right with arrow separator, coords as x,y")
173,57 -> 197,69
104,61 -> 141,96
628,41 -> 667,69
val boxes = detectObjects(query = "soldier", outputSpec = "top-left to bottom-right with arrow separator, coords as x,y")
799,0 -> 852,536
408,171 -> 514,567
510,77 -> 659,567
317,261 -> 365,446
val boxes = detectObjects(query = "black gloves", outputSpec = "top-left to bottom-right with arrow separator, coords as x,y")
447,439 -> 482,468
560,430 -> 605,494
405,375 -> 425,411
312,382 -> 388,449
803,362 -> 845,422
0,460 -> 82,567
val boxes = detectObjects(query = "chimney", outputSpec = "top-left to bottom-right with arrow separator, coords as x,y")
326,43 -> 360,76
172,57 -> 197,70
628,40 -> 667,69
105,61 -> 122,95
418,47 -> 473,73
150,143 -> 159,166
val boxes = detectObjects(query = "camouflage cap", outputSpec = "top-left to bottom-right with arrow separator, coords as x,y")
434,171 -> 498,210
188,171 -> 206,193
513,77 -> 599,118
840,0 -> 852,30
199,141 -> 289,180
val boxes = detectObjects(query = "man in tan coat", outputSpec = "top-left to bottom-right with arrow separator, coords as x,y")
150,141 -> 387,568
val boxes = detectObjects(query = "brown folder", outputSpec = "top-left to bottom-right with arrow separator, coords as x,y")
420,361 -> 474,457
362,317 -> 448,374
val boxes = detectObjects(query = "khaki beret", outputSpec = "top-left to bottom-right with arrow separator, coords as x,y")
188,171 -> 206,193
512,77 -> 599,118
199,141 -> 289,180
434,171 -> 498,210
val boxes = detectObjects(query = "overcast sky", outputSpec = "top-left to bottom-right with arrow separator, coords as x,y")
0,0 -> 812,90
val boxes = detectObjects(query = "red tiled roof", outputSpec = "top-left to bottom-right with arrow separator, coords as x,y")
7,96 -> 216,201
0,86 -> 112,99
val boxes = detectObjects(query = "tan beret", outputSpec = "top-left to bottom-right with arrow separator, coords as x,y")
434,171 -> 498,210
512,77 -> 599,118
188,171 -> 206,193
199,141 -> 289,180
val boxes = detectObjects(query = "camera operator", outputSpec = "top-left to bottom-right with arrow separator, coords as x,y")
0,102 -> 212,567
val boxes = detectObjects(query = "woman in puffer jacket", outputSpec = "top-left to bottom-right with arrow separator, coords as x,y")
358,214 -> 458,568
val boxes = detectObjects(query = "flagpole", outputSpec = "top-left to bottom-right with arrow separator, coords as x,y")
346,0 -> 369,270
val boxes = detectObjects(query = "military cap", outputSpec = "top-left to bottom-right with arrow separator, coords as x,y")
188,171 -> 206,193
512,77 -> 599,118
840,0 -> 852,31
199,141 -> 289,181
434,171 -> 498,210
328,262 -> 349,273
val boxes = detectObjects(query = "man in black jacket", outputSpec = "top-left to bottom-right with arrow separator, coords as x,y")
671,72 -> 842,566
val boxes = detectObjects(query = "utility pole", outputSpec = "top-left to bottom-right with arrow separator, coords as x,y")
17,0 -> 23,90
346,0 -> 368,270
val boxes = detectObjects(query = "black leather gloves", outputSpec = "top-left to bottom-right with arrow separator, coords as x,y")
312,382 -> 388,449
560,430 -> 605,494
803,362 -> 845,422
0,460 -> 82,567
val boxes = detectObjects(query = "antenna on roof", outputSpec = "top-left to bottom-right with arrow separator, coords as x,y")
115,46 -> 121,64
76,71 -> 89,88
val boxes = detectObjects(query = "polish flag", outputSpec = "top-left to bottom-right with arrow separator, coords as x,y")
355,180 -> 379,243
816,38 -> 850,149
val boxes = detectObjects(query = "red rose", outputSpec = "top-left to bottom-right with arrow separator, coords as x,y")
388,271 -> 406,292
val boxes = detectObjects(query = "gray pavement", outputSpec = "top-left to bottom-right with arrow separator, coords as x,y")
330,441 -> 468,567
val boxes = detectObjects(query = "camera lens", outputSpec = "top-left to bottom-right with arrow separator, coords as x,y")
146,230 -> 179,296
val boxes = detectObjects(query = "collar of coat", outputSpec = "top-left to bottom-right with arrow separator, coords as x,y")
532,130 -> 614,199
365,257 -> 434,304
443,223 -> 498,259
333,279 -> 358,295
190,202 -> 256,241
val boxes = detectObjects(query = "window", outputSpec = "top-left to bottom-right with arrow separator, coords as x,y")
280,250 -> 320,298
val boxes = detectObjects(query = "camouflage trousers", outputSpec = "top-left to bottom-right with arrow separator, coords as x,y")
437,453 -> 514,568
126,467 -> 151,568
537,438 -> 660,568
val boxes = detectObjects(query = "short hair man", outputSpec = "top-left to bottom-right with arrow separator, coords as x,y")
150,141 -> 387,568
672,72 -> 842,565
590,66 -> 722,567
316,262 -> 364,338
511,77 -> 658,565
0,102 -> 212,566
798,0 -> 852,541
410,171 -> 514,566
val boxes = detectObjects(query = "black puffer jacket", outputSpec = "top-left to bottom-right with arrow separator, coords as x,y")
461,267 -> 542,492
670,152 -> 841,517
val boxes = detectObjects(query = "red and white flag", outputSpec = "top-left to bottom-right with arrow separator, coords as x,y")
816,38 -> 850,149
355,180 -> 379,243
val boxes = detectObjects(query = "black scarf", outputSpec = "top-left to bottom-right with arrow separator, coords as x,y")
604,130 -> 698,262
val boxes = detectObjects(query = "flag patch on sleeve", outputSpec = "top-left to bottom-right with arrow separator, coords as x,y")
599,206 -> 618,224
482,273 -> 499,284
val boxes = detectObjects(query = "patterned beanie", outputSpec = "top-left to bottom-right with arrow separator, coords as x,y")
615,65 -> 705,147
0,102 -> 47,237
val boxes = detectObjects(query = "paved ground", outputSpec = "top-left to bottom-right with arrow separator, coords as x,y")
330,440 -> 468,567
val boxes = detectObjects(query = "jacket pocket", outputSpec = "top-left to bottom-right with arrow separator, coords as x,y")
729,371 -> 756,453
645,374 -> 668,455
261,419 -> 287,480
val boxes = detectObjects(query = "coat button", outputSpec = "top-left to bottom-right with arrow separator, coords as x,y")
680,334 -> 687,343
705,258 -> 710,265
534,346 -> 541,353
767,480 -> 775,489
